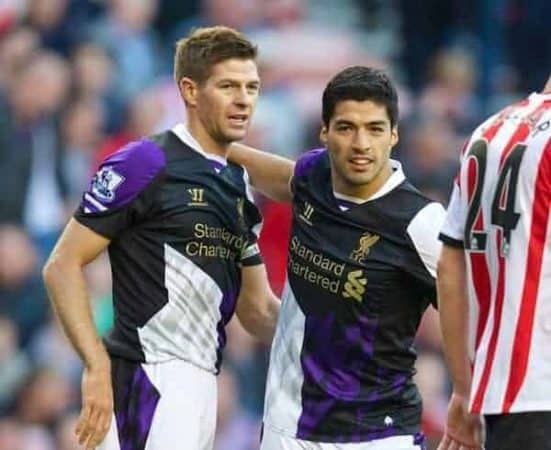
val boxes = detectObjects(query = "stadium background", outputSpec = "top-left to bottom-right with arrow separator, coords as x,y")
0,0 -> 548,448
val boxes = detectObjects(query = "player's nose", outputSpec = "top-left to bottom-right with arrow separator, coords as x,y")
351,130 -> 371,152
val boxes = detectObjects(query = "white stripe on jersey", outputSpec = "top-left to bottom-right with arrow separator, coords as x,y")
406,202 -> 446,278
441,92 -> 551,414
263,280 -> 306,437
137,244 -> 222,372
84,192 -> 107,211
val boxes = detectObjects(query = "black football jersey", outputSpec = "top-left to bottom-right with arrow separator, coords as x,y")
74,124 -> 262,373
263,149 -> 445,443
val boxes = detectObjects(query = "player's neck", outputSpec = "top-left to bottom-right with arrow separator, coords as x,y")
185,118 -> 229,159
333,164 -> 393,201
543,76 -> 551,94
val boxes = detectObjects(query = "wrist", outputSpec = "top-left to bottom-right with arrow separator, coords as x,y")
85,347 -> 111,372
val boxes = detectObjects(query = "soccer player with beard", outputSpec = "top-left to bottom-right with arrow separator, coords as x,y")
43,26 -> 279,450
230,66 -> 445,449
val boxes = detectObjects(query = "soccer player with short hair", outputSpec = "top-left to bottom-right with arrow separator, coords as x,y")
43,26 -> 279,450
437,75 -> 551,450
230,66 -> 445,449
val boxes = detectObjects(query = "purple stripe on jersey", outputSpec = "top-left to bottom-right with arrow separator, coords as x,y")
83,138 -> 165,210
336,198 -> 360,210
297,311 -> 382,441
115,365 -> 160,450
207,158 -> 226,172
294,148 -> 326,178
215,285 -> 238,372
414,432 -> 427,449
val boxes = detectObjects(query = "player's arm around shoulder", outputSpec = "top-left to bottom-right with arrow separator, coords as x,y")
43,219 -> 113,449
229,143 -> 294,203
235,263 -> 280,344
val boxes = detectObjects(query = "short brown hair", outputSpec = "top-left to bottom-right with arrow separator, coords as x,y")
173,26 -> 257,85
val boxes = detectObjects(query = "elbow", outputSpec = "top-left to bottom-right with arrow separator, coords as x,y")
42,254 -> 72,293
237,306 -> 261,336
42,256 -> 58,288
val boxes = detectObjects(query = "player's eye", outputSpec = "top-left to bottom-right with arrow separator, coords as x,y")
336,124 -> 352,131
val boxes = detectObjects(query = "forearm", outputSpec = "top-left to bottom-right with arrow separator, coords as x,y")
238,294 -> 280,344
43,257 -> 109,370
437,249 -> 471,396
229,143 -> 294,203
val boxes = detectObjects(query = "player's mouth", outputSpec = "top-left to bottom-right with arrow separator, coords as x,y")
228,114 -> 249,127
348,156 -> 374,171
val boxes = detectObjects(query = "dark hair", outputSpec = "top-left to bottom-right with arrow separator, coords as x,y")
174,26 -> 257,85
322,66 -> 398,127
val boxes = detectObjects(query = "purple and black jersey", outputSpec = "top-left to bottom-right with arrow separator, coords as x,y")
74,124 -> 262,374
263,149 -> 445,443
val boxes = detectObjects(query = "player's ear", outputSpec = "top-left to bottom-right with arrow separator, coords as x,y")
179,77 -> 198,107
319,124 -> 328,145
390,126 -> 399,148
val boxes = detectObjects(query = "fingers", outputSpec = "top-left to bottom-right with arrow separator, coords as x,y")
76,403 -> 93,446
438,433 -> 483,450
437,434 -> 451,450
84,407 -> 104,449
75,403 -> 113,449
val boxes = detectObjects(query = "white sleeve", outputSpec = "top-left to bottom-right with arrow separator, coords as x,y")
440,182 -> 466,247
407,202 -> 446,278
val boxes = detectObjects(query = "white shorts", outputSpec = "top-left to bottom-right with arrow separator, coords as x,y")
260,426 -> 423,450
98,358 -> 217,450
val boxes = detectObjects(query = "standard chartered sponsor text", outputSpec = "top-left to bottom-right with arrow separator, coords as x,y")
185,223 -> 246,259
288,236 -> 344,292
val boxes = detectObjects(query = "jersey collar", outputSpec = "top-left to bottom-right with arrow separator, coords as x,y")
171,123 -> 227,167
333,159 -> 405,203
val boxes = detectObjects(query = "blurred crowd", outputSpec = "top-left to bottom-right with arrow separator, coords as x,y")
0,0 -> 549,449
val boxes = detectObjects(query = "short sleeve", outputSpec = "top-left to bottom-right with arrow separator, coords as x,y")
74,139 -> 166,239
439,181 -> 465,248
407,202 -> 446,282
240,171 -> 263,266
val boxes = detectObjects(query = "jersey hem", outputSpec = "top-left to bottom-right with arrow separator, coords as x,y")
262,420 -> 420,444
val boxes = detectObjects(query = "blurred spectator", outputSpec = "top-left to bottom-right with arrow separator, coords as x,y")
0,418 -> 24,450
398,0 -> 478,92
0,225 -> 37,288
415,352 -> 448,448
92,86 -> 165,168
19,425 -> 55,450
70,43 -> 121,132
0,27 -> 40,92
61,96 -> 105,205
418,48 -> 481,133
503,0 -> 551,93
0,225 -> 45,346
24,0 -> 85,56
215,367 -> 261,450
90,0 -> 161,104
399,115 -> 460,204
0,50 -> 70,246
55,412 -> 84,450
28,319 -> 82,387
0,316 -> 31,413
225,319 -> 270,417
16,367 -> 75,428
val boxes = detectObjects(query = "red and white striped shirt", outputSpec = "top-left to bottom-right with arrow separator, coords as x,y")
440,92 -> 551,414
